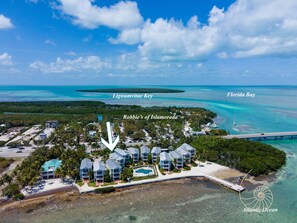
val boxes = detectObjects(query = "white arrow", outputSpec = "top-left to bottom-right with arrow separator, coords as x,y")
101,122 -> 119,151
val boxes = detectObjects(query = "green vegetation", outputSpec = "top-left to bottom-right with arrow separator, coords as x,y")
121,167 -> 133,182
0,145 -> 86,196
172,168 -> 181,173
183,166 -> 191,171
131,175 -> 157,181
159,168 -> 165,175
2,183 -> 21,199
88,181 -> 98,187
104,169 -> 113,183
0,157 -> 14,173
94,187 -> 115,194
0,101 -> 215,129
208,129 -> 228,136
102,182 -> 117,186
76,88 -> 184,93
76,180 -> 84,187
190,136 -> 286,176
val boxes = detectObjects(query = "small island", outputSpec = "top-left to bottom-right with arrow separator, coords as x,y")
76,88 -> 185,93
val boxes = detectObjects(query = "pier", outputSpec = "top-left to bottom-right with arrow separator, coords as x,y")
223,131 -> 297,141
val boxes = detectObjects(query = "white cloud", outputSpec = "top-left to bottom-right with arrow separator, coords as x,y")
82,34 -> 93,42
55,0 -> 143,30
65,51 -> 77,56
109,28 -> 141,45
45,39 -> 56,46
26,0 -> 39,3
29,56 -> 109,73
0,53 -> 13,66
112,0 -> 297,61
0,14 -> 14,30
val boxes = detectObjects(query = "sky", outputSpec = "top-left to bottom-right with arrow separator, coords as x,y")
0,0 -> 297,85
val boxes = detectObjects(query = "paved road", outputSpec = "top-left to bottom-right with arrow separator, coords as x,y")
0,146 -> 35,158
223,131 -> 297,139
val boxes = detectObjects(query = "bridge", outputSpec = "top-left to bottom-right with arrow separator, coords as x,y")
223,131 -> 297,141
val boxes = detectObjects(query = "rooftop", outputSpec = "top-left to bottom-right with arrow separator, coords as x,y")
160,152 -> 171,161
42,159 -> 62,172
179,143 -> 195,152
127,147 -> 139,155
151,147 -> 161,154
106,159 -> 121,170
93,159 -> 105,172
169,151 -> 183,160
140,145 -> 150,154
110,152 -> 124,160
80,158 -> 93,169
115,148 -> 129,156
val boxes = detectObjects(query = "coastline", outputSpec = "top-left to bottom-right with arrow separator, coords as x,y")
0,169 -> 273,213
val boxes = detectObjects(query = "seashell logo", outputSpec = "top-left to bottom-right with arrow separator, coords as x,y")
239,170 -> 278,213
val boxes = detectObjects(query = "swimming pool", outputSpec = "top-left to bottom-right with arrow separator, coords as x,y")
133,167 -> 155,177
136,168 -> 153,174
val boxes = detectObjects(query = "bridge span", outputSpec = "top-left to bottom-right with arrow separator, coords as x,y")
223,131 -> 297,141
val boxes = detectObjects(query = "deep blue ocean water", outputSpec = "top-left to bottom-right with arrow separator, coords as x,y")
0,85 -> 296,222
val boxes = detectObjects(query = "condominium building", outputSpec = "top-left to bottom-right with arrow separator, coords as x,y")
169,151 -> 184,169
140,145 -> 150,162
93,159 -> 105,184
106,159 -> 122,181
114,148 -> 130,165
151,147 -> 161,162
41,159 -> 62,179
109,152 -> 125,167
160,152 -> 172,171
80,158 -> 93,180
127,147 -> 140,163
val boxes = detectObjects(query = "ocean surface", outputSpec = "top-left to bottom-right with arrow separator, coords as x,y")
0,85 -> 297,222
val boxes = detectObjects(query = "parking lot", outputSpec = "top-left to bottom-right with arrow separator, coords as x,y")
0,146 -> 36,158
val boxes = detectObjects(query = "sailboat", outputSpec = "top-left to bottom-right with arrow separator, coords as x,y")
233,113 -> 236,126
275,113 -> 279,124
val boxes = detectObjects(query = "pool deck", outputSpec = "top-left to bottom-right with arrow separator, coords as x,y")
76,161 -> 245,193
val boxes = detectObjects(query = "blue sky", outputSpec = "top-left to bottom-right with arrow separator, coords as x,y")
0,0 -> 297,85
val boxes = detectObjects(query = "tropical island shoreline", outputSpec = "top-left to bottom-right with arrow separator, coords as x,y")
76,88 -> 185,93
0,101 -> 286,215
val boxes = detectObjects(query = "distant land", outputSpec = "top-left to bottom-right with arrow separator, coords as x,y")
76,88 -> 185,93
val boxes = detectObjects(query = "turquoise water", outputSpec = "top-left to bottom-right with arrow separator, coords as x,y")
1,85 -> 297,134
135,168 -> 153,175
0,85 -> 297,222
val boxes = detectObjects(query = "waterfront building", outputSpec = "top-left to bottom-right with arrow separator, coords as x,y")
109,152 -> 125,167
80,158 -> 93,181
114,148 -> 130,165
41,159 -> 62,179
106,159 -> 122,181
151,147 -> 161,162
127,147 -> 140,163
140,145 -> 150,162
45,120 -> 59,128
177,143 -> 196,159
169,151 -> 184,169
160,152 -> 172,171
93,159 -> 105,184
175,146 -> 191,164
